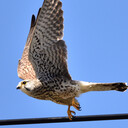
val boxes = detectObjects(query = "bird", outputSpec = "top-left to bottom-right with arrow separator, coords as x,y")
17,0 -> 128,120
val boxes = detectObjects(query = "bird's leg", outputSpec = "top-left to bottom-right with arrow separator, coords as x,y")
72,98 -> 81,111
67,98 -> 81,120
67,105 -> 76,120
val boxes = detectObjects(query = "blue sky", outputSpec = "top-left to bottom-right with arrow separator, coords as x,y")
0,0 -> 128,127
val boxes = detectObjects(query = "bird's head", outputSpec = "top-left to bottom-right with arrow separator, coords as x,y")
16,80 -> 35,95
17,79 -> 42,96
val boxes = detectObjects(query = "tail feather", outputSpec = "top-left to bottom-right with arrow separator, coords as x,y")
77,81 -> 128,94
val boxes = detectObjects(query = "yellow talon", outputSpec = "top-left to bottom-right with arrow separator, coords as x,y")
67,106 -> 76,120
72,98 -> 81,111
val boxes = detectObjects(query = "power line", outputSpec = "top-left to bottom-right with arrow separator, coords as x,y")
0,113 -> 128,126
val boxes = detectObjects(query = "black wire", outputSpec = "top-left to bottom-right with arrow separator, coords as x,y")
0,113 -> 128,126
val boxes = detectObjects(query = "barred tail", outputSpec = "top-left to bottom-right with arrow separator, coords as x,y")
77,81 -> 128,94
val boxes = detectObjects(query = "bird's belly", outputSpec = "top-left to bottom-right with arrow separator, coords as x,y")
30,90 -> 73,105
50,97 -> 73,105
27,81 -> 80,105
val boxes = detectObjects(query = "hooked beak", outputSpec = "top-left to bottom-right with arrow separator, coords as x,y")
16,85 -> 21,89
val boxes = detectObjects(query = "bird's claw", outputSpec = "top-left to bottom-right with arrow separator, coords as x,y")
67,109 -> 76,120
72,98 -> 81,111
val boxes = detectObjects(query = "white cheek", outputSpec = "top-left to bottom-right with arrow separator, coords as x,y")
20,83 -> 34,95
21,87 -> 29,94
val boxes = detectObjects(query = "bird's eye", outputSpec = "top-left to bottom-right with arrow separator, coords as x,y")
22,81 -> 27,85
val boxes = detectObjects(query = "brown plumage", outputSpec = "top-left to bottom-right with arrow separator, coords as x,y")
17,0 -> 127,120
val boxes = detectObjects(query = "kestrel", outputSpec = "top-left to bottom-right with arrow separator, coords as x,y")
17,0 -> 128,120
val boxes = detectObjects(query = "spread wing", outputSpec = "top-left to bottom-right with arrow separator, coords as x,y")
18,0 -> 71,81
17,9 -> 41,80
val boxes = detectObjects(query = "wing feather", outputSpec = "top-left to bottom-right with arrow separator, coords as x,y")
28,0 -> 71,81
17,11 -> 40,80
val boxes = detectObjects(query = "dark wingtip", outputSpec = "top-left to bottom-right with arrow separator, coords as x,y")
30,15 -> 36,28
116,83 -> 128,92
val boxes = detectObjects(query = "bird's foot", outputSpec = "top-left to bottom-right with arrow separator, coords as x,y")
72,98 -> 81,111
67,106 -> 76,120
